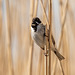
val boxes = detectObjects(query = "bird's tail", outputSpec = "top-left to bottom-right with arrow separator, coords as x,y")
51,47 -> 65,61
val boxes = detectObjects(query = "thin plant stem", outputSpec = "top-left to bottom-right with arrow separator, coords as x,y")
33,0 -> 38,17
28,0 -> 34,75
48,0 -> 52,75
40,0 -> 49,75
40,0 -> 49,26
5,0 -> 13,75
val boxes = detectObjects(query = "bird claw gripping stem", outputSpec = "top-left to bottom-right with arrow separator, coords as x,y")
44,50 -> 49,56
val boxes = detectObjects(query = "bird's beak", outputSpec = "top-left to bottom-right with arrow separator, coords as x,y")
31,24 -> 35,28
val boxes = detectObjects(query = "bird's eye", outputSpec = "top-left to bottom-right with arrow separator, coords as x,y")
37,18 -> 39,21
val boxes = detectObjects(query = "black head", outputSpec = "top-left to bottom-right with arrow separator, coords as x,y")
32,17 -> 41,25
31,17 -> 41,32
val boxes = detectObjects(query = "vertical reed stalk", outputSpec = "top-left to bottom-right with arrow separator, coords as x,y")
43,0 -> 47,20
28,0 -> 34,75
44,45 -> 48,75
5,0 -> 13,75
40,0 -> 49,75
48,0 -> 52,75
33,0 -> 42,75
40,0 -> 52,75
33,0 -> 38,17
43,1 -> 48,75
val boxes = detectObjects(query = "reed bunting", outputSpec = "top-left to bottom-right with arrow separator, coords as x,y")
31,17 -> 65,60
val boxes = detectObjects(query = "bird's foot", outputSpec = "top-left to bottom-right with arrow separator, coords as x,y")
44,50 -> 49,56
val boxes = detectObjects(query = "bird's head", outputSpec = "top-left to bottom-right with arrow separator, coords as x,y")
31,17 -> 41,28
31,17 -> 41,32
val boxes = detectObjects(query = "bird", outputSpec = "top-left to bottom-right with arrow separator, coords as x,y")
31,17 -> 65,61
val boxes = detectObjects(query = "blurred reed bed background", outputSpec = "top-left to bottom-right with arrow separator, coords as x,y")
0,0 -> 75,75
